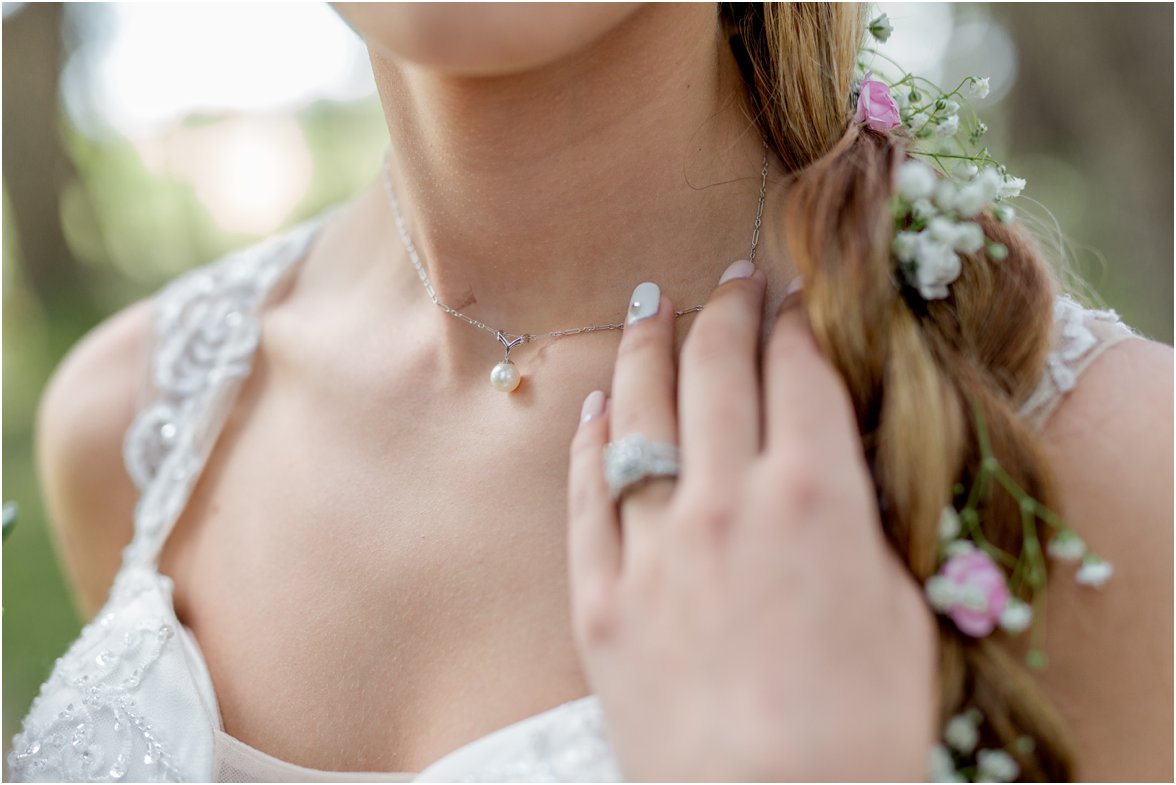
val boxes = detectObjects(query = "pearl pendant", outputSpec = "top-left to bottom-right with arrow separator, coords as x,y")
490,360 -> 522,392
492,331 -> 526,393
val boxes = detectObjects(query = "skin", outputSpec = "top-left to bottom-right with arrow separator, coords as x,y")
567,278 -> 938,780
32,2 -> 1172,778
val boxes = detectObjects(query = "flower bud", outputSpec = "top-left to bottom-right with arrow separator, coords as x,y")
868,13 -> 893,43
964,76 -> 991,100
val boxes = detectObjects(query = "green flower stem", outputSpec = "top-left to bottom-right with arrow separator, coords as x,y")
1026,497 -> 1068,530
956,508 -> 1015,565
954,414 -> 1022,570
990,461 -> 1070,532
963,401 -> 1061,661
1027,588 -> 1049,670
909,151 -> 1000,164
860,47 -> 912,81
907,151 -> 1001,172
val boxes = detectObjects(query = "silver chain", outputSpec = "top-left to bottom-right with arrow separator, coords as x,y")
381,138 -> 770,347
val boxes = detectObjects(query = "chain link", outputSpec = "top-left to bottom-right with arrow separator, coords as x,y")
381,138 -> 770,347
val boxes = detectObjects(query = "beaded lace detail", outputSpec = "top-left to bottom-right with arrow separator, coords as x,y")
1018,294 -> 1141,430
120,218 -> 329,567
8,215 -> 329,783
7,568 -> 196,782
8,566 -> 183,780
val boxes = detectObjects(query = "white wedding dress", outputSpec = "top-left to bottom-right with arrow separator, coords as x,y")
7,207 -> 1142,782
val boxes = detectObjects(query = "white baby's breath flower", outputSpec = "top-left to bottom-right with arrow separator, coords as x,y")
934,114 -> 961,137
911,197 -> 937,221
956,582 -> 990,612
975,167 -> 1005,202
911,233 -> 962,300
952,222 -> 985,254
939,506 -> 962,541
928,216 -> 959,245
999,597 -> 1033,634
1076,555 -> 1114,587
892,231 -> 919,263
929,744 -> 962,783
909,111 -> 932,131
953,183 -> 989,217
976,748 -> 1020,783
944,712 -> 980,755
925,575 -> 958,612
868,13 -> 893,43
953,160 -> 979,179
998,175 -> 1027,198
993,204 -> 1015,224
934,180 -> 958,213
895,159 -> 938,201
965,76 -> 991,100
933,138 -> 962,156
1047,530 -> 1087,562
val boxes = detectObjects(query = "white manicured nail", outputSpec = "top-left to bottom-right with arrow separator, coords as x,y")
719,259 -> 754,284
626,282 -> 660,326
580,390 -> 605,424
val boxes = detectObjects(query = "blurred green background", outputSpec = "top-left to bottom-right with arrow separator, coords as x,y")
3,1 -> 1172,767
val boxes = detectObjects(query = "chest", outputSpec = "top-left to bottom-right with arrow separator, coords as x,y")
156,347 -> 596,771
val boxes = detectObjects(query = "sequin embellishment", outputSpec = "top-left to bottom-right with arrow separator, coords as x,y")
8,571 -> 182,781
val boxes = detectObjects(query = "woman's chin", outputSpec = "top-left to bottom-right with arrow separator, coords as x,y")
332,2 -> 644,77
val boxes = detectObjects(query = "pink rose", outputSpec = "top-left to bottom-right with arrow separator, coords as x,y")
938,548 -> 1010,636
854,72 -> 902,132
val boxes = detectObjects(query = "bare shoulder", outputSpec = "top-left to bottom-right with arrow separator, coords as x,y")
1030,335 -> 1173,779
35,296 -> 155,621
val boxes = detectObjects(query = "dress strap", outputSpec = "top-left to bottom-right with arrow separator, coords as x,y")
120,212 -> 332,567
1018,293 -> 1143,431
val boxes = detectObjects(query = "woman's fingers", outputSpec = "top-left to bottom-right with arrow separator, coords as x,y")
678,261 -> 767,490
567,390 -> 620,636
608,283 -> 679,521
763,296 -> 868,498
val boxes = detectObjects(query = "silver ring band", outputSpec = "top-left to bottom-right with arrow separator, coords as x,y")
602,433 -> 681,502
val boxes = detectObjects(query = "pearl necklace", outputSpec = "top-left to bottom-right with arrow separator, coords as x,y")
381,140 -> 770,392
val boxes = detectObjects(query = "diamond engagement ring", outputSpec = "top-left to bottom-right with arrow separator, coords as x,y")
602,433 -> 681,502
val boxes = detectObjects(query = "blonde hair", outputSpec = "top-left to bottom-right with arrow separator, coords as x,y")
720,3 -> 1076,779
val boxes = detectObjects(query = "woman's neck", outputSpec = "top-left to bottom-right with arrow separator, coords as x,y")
337,4 -> 786,372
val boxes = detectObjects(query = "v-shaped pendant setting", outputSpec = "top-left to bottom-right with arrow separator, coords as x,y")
490,331 -> 525,392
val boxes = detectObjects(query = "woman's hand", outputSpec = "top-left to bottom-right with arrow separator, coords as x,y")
566,262 -> 938,781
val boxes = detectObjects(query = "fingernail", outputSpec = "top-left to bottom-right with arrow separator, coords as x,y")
580,389 -> 605,424
719,259 -> 755,284
784,275 -> 805,297
626,282 -> 660,326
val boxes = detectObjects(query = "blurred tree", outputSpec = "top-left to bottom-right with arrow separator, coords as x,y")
3,2 -> 95,318
995,2 -> 1173,341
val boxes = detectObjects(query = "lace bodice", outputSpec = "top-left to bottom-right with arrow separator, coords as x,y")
1019,294 -> 1141,428
7,209 -> 1142,782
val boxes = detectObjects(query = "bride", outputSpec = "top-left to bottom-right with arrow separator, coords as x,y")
10,3 -> 1171,781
